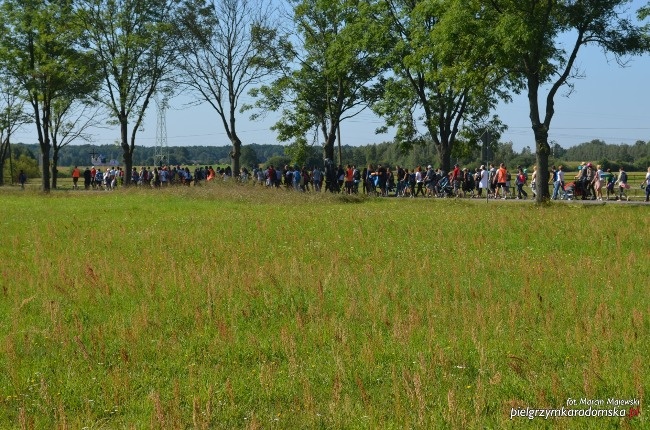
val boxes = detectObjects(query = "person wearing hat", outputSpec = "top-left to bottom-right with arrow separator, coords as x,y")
574,162 -> 589,199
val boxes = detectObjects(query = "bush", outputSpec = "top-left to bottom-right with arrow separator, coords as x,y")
3,154 -> 40,184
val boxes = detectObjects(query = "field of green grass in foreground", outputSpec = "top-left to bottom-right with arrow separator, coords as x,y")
0,183 -> 648,429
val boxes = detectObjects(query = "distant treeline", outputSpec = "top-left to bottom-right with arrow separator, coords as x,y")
5,138 -> 650,182
562,139 -> 649,167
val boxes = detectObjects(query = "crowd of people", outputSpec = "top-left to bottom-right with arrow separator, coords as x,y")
65,161 -> 650,202
73,165 -> 233,189
550,163 -> 650,202
249,162 -> 528,199
250,161 -> 650,202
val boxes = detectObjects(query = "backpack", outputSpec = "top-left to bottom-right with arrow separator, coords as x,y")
620,171 -> 627,183
353,169 -> 360,181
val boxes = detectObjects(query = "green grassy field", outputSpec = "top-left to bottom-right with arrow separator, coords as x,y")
0,183 -> 648,429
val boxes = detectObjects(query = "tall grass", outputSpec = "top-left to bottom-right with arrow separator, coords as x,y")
0,183 -> 648,429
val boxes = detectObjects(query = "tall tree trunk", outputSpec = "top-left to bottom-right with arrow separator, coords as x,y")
436,141 -> 451,173
40,148 -> 51,192
120,117 -> 133,185
0,138 -> 8,186
123,150 -> 133,183
51,147 -> 59,189
322,133 -> 335,163
337,124 -> 342,166
32,96 -> 51,192
230,134 -> 241,176
322,118 -> 338,163
38,126 -> 51,192
528,74 -> 551,202
534,126 -> 551,202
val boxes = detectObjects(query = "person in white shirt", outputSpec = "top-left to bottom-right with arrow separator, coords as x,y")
478,165 -> 488,197
615,166 -> 629,201
552,165 -> 565,200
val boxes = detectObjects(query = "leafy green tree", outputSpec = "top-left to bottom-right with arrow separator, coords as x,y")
365,144 -> 377,166
174,0 -> 278,176
453,117 -> 505,166
370,0 -> 508,172
483,0 -> 650,201
79,0 -> 179,184
0,78 -> 30,186
250,0 -> 384,164
239,145 -> 260,169
285,137 -> 310,167
3,152 -> 39,185
0,0 -> 97,191
264,154 -> 291,169
550,141 -> 567,160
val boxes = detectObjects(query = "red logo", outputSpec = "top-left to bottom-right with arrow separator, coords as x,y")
628,406 -> 640,419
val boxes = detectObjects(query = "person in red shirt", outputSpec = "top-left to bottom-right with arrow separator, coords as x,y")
90,166 -> 97,189
495,163 -> 508,199
345,165 -> 354,194
451,164 -> 461,196
71,166 -> 81,189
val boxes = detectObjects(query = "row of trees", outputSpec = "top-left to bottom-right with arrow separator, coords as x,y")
1,0 -> 649,201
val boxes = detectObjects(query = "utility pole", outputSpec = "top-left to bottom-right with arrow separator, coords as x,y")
154,97 -> 168,167
88,146 -> 98,165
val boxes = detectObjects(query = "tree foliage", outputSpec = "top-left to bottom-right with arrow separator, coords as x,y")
0,0 -> 98,191
249,0 -> 384,163
368,0 -> 510,172
483,0 -> 650,201
78,0 -> 179,184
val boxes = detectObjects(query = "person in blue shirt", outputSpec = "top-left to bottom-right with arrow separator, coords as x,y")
293,166 -> 301,191
18,170 -> 27,189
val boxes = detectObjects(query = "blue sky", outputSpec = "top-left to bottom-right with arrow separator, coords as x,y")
156,44 -> 650,152
497,42 -> 650,151
12,1 -> 650,153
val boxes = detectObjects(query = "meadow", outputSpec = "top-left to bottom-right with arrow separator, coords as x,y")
0,183 -> 648,429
